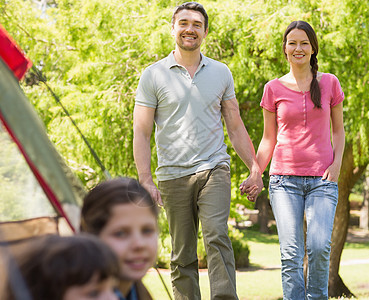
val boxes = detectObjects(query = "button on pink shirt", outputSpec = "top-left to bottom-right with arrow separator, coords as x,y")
261,73 -> 344,176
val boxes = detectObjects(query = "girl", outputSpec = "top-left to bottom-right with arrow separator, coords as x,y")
80,177 -> 158,300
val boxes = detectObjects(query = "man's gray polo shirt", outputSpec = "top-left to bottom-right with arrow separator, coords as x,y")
135,51 -> 235,181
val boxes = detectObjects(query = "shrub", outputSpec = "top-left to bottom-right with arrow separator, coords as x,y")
198,225 -> 250,269
230,226 -> 250,269
156,213 -> 250,269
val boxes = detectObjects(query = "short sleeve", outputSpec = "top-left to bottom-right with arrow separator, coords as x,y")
260,82 -> 276,112
221,65 -> 236,101
330,74 -> 344,107
135,68 -> 158,108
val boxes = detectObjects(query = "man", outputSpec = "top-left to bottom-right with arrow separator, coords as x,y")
133,2 -> 263,299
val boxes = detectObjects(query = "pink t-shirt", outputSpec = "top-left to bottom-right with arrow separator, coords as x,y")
260,73 -> 344,176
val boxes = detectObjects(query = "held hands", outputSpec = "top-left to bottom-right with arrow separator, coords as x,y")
239,171 -> 264,202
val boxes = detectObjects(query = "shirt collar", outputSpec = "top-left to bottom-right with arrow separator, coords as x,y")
114,285 -> 138,300
168,50 -> 208,69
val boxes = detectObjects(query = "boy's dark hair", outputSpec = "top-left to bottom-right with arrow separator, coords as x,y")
5,234 -> 120,300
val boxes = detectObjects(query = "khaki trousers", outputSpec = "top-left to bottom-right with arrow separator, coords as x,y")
159,165 -> 238,300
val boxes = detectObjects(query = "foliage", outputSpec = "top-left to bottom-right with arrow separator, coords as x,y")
156,221 -> 250,269
1,2 -> 368,287
349,193 -> 364,204
350,171 -> 366,196
197,226 -> 250,269
1,0 -> 175,186
156,210 -> 171,268
229,226 -> 250,268
2,0 -> 368,188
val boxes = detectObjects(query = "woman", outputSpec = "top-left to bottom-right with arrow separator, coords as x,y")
243,21 -> 345,299
4,234 -> 120,300
80,177 -> 158,300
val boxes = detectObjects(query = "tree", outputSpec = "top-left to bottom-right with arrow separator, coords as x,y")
1,0 -> 176,186
360,168 -> 369,230
1,0 -> 368,296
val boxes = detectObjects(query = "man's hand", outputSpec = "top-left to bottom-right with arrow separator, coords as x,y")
140,177 -> 163,207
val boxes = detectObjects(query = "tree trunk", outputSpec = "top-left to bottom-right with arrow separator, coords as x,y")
328,144 -> 368,298
360,167 -> 369,230
256,190 -> 270,233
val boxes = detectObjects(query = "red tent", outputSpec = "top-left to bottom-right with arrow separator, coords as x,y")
0,24 -> 85,248
0,25 -> 86,296
0,24 -> 32,80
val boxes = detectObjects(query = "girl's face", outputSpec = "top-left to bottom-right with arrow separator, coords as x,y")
63,274 -> 117,300
98,202 -> 158,283
284,28 -> 313,66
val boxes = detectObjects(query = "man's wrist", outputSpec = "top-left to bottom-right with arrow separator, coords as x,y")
138,172 -> 154,184
249,163 -> 262,176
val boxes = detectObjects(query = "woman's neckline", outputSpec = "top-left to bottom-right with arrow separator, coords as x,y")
276,72 -> 324,94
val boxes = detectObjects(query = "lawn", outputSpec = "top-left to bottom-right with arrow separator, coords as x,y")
143,228 -> 369,299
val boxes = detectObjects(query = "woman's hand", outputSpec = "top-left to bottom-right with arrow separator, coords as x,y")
322,162 -> 341,182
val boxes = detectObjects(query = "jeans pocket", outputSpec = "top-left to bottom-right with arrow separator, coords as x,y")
321,178 -> 338,186
321,178 -> 339,198
269,175 -> 283,188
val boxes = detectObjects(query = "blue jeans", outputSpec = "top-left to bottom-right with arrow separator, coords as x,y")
269,175 -> 338,300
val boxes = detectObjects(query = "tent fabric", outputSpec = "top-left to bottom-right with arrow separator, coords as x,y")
0,24 -> 32,81
1,123 -> 56,223
0,217 -> 59,245
0,217 -> 60,298
0,58 -> 86,231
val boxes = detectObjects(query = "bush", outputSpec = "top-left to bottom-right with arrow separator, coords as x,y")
229,226 -> 250,269
156,210 -> 171,268
156,212 -> 250,269
156,235 -> 171,269
198,225 -> 250,269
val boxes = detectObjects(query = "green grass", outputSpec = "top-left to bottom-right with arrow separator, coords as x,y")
143,228 -> 369,299
342,241 -> 369,261
244,228 -> 281,268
